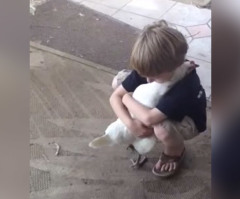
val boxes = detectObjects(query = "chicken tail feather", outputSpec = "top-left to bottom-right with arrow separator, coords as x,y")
89,135 -> 113,148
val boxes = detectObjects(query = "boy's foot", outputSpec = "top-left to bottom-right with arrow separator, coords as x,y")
152,148 -> 185,177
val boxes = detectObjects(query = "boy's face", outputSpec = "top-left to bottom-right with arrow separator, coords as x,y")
145,71 -> 174,83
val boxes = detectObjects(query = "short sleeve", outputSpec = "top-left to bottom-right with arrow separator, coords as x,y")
156,84 -> 189,121
157,69 -> 206,131
122,70 -> 147,92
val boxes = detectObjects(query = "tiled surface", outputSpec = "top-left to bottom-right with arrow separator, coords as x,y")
81,1 -> 117,16
170,24 -> 193,43
87,0 -> 131,9
173,25 -> 190,37
186,36 -> 193,44
188,37 -> 211,62
162,3 -> 211,26
43,0 -> 212,97
187,24 -> 211,38
122,0 -> 176,19
208,20 -> 211,28
113,10 -> 156,29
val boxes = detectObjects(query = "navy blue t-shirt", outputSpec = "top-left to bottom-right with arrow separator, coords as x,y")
122,69 -> 207,132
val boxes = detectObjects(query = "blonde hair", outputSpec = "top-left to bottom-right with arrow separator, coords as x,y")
130,20 -> 188,76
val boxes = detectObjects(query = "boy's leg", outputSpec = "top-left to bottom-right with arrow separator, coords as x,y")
112,69 -> 132,90
152,117 -> 198,177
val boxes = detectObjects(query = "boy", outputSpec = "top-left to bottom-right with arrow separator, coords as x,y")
109,20 -> 206,177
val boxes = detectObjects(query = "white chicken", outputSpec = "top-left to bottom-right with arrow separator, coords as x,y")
89,61 -> 197,168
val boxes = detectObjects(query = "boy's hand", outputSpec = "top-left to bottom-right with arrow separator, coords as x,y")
128,119 -> 154,138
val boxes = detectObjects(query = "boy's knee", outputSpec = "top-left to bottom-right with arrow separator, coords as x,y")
154,117 -> 198,141
153,121 -> 171,141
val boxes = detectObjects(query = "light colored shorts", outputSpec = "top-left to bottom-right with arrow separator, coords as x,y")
160,116 -> 199,140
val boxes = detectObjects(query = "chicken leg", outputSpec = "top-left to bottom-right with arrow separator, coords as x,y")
127,144 -> 148,169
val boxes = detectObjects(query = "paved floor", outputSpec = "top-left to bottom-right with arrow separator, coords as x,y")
30,0 -> 211,101
30,43 -> 211,199
30,0 -> 138,71
68,0 -> 212,99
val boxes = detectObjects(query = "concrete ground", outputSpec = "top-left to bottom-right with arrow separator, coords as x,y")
30,42 -> 211,199
30,0 -> 211,198
30,0 -> 138,71
30,0 -> 211,101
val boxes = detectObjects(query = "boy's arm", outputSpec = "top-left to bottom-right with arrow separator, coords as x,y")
122,93 -> 166,127
110,85 -> 154,137
109,85 -> 133,128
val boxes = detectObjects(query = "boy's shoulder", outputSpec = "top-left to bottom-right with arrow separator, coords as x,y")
122,70 -> 147,92
163,68 -> 206,110
171,69 -> 202,94
157,69 -> 207,132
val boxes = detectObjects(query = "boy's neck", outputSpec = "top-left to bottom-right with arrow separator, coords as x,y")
154,71 -> 174,83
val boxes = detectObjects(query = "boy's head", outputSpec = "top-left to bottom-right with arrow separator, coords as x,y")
130,20 -> 188,80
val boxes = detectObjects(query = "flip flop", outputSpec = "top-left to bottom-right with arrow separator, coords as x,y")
152,148 -> 185,177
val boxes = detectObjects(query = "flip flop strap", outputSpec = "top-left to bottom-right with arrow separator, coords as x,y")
160,148 -> 185,164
